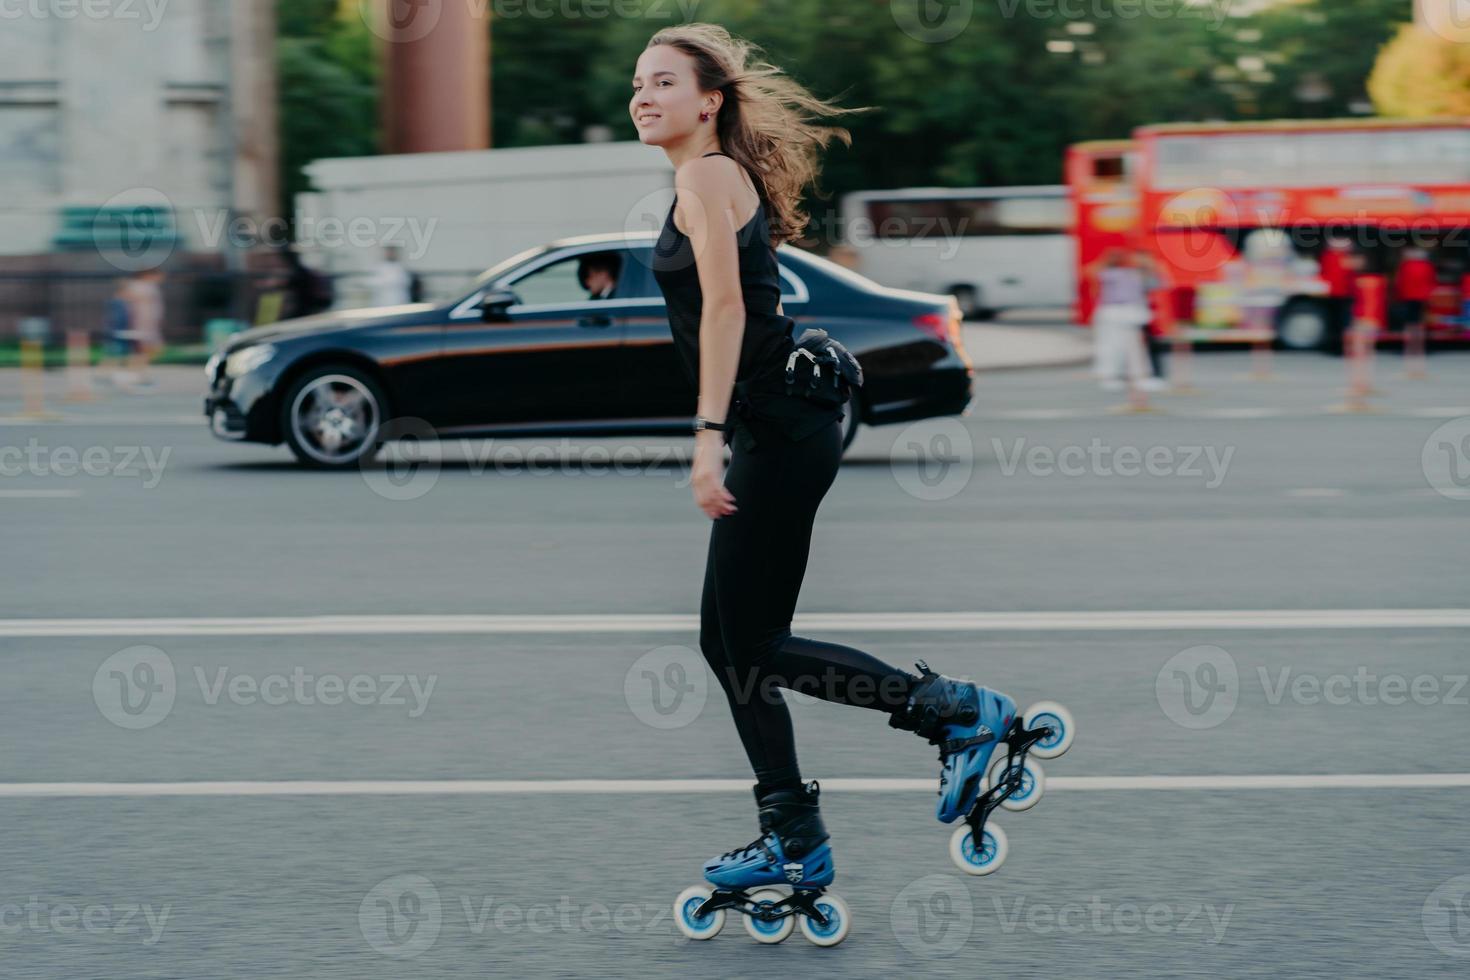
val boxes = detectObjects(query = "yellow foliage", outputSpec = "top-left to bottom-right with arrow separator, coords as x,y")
1369,24 -> 1470,117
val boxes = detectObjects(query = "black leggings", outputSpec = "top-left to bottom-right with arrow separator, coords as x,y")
699,416 -> 917,789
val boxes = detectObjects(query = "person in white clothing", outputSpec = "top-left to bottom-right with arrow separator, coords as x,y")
1085,248 -> 1166,392
368,246 -> 413,308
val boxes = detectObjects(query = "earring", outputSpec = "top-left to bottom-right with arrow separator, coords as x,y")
699,111 -> 710,122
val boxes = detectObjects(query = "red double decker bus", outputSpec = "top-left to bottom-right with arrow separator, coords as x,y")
1069,118 -> 1470,350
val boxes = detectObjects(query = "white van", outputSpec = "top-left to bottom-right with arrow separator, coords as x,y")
839,186 -> 1075,319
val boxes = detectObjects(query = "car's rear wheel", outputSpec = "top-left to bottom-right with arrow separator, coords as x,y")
281,364 -> 388,469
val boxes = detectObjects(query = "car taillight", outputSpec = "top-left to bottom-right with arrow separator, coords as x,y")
912,312 -> 948,344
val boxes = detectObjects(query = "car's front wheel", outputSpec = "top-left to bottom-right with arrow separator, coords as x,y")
280,364 -> 388,469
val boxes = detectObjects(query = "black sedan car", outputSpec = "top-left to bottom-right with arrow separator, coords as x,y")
204,232 -> 974,468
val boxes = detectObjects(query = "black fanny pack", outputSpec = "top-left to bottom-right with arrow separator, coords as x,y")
770,327 -> 864,408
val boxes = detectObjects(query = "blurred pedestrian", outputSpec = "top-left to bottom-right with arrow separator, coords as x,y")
1318,233 -> 1360,351
282,246 -> 334,318
102,277 -> 137,390
117,268 -> 165,391
1084,247 -> 1164,392
1395,246 -> 1436,333
368,245 -> 413,308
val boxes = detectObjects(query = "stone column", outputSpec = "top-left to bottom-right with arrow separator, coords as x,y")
378,0 -> 491,154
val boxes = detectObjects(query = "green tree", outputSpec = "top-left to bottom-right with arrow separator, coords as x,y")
276,0 -> 379,219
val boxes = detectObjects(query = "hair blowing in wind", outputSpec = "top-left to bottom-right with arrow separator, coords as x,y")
645,23 -> 873,247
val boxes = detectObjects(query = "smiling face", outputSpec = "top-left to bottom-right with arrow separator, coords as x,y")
630,44 -> 715,147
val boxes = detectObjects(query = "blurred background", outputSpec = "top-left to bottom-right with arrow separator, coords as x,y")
2,0 -> 1465,359
4,2 -> 1470,976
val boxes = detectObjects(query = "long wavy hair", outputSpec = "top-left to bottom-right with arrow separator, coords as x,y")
645,23 -> 871,247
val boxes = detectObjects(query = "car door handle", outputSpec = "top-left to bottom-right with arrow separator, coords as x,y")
579,314 -> 614,328
1000,277 -> 1021,285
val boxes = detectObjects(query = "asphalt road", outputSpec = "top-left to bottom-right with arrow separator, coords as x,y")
2,350 -> 1468,977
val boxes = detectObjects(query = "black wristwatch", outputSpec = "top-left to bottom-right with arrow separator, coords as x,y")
693,416 -> 730,432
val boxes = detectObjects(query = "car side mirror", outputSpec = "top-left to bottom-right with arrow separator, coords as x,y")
480,288 -> 519,322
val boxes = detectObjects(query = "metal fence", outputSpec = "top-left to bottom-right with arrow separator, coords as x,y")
0,269 -> 487,348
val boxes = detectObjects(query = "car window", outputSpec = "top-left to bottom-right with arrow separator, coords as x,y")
508,250 -> 628,306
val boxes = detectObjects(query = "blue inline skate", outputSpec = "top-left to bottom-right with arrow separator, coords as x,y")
673,780 -> 851,946
890,661 -> 1076,877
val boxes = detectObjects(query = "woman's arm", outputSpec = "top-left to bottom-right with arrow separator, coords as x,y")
678,158 -> 749,428
676,156 -> 751,519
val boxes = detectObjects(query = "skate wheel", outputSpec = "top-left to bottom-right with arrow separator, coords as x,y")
986,755 -> 1045,812
743,889 -> 795,944
950,822 -> 1009,876
1024,701 -> 1075,759
674,884 -> 725,940
798,892 -> 851,947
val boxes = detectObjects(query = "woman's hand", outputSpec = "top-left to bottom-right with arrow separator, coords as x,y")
691,430 -> 737,520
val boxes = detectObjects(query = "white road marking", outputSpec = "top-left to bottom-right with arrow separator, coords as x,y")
2,609 -> 1467,637
1,774 -> 1467,798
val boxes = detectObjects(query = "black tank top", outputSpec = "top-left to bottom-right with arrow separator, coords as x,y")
650,151 -> 843,448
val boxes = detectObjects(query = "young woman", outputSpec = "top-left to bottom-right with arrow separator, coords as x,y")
631,27 -> 1070,937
